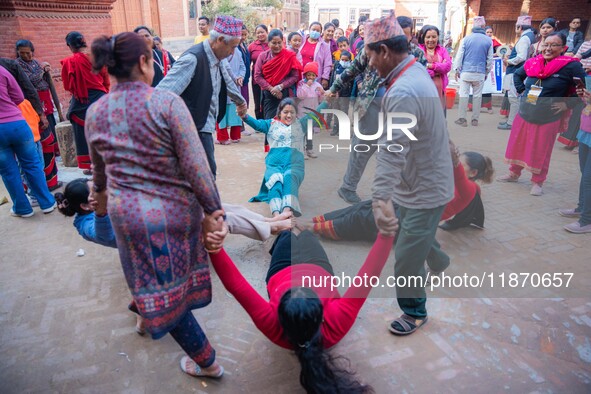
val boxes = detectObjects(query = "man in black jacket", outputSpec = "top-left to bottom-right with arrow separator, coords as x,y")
559,17 -> 584,56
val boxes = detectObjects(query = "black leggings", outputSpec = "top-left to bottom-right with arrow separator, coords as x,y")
252,82 -> 264,119
265,230 -> 334,284
323,200 -> 378,241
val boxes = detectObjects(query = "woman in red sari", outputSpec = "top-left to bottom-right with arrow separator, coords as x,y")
497,33 -> 587,196
60,31 -> 110,174
254,29 -> 302,120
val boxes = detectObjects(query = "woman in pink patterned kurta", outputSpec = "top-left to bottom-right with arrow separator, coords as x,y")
85,33 -> 225,378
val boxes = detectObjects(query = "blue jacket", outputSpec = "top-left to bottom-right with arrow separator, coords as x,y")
73,212 -> 117,248
559,29 -> 584,54
456,28 -> 493,74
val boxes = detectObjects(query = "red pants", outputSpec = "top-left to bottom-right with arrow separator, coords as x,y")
216,124 -> 241,142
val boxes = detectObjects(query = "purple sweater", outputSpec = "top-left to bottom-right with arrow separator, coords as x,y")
0,65 -> 25,123
304,36 -> 333,81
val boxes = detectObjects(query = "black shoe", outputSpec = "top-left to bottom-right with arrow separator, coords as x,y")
337,187 -> 361,204
454,118 -> 467,127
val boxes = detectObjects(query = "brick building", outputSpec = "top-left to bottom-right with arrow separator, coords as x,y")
464,0 -> 590,46
0,0 -> 118,112
110,0 -> 200,39
274,0 -> 301,31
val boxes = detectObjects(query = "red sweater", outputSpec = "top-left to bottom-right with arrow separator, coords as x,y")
442,164 -> 480,221
60,52 -> 110,102
210,233 -> 394,349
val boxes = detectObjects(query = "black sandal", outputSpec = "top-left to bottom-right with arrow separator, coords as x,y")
388,314 -> 428,335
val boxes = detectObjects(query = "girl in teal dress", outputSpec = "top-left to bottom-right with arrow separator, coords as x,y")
243,98 -> 326,217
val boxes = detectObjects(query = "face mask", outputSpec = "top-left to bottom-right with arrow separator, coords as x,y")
309,31 -> 321,40
340,60 -> 351,68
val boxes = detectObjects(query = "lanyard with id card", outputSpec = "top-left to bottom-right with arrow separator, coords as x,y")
526,79 -> 543,105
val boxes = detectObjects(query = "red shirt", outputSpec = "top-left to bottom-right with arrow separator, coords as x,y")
248,41 -> 270,68
442,164 -> 480,221
209,233 -> 394,349
300,39 -> 317,68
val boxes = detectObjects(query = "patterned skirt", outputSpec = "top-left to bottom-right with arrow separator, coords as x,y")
109,189 -> 212,339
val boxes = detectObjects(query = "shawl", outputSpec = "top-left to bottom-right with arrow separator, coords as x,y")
524,54 -> 580,79
17,58 -> 49,91
262,49 -> 302,86
60,52 -> 108,102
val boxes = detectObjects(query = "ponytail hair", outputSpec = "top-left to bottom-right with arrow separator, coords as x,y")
91,32 -> 151,78
65,31 -> 86,49
54,178 -> 91,217
278,287 -> 373,394
463,152 -> 494,184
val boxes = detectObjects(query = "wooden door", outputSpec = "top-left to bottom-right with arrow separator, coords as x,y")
111,0 -> 144,34
150,0 -> 161,37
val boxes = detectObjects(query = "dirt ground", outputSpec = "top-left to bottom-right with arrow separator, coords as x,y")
1,105 -> 590,393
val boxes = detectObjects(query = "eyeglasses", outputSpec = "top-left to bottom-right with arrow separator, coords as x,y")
540,44 -> 563,49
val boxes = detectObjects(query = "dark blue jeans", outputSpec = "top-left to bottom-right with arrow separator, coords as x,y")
577,142 -> 591,226
0,120 -> 55,215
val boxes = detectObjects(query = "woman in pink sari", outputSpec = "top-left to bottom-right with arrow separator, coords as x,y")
418,25 -> 452,111
497,33 -> 587,196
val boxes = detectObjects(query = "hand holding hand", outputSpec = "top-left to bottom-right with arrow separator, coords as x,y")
204,224 -> 229,254
325,90 -> 337,98
203,209 -> 225,235
91,188 -> 108,216
372,199 -> 398,237
236,102 -> 247,117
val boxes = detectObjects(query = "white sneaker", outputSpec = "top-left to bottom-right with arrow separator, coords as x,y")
42,202 -> 57,214
27,195 -> 39,207
10,208 -> 34,218
530,184 -> 543,196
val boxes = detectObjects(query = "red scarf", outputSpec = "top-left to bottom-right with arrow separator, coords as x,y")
524,54 -> 580,79
262,49 -> 303,87
162,49 -> 170,76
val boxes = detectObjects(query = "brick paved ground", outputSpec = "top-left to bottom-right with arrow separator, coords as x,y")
1,105 -> 590,393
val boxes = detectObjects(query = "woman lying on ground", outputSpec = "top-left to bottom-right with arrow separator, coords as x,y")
204,212 -> 397,393
53,180 -> 294,335
244,97 -> 327,217
54,178 -> 148,335
298,145 -> 494,240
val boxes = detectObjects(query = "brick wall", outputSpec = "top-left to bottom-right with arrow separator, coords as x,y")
468,0 -> 591,46
477,0 -> 590,30
0,0 -> 116,114
157,0 -> 187,38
